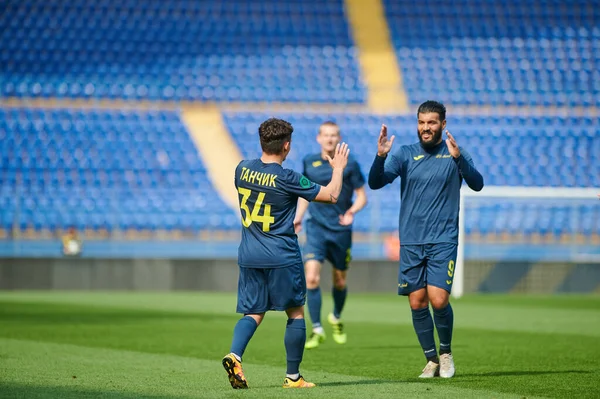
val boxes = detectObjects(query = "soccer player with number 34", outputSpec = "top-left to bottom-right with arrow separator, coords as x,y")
369,101 -> 484,379
222,118 -> 350,389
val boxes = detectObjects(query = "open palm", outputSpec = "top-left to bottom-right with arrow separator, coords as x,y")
377,124 -> 395,156
445,130 -> 461,158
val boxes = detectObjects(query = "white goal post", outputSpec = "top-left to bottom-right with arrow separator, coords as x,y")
453,186 -> 599,298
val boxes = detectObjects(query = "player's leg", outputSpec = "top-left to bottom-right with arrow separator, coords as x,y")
268,263 -> 315,388
223,267 -> 268,389
327,268 -> 348,344
425,243 -> 458,378
409,288 -> 440,378
331,268 -> 348,319
229,312 -> 264,361
428,285 -> 452,357
427,285 -> 454,378
400,245 -> 439,378
223,312 -> 263,389
326,232 -> 351,344
303,220 -> 327,348
282,305 -> 315,388
304,259 -> 326,348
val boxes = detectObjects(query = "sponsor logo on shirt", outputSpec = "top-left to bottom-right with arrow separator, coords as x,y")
413,155 -> 425,161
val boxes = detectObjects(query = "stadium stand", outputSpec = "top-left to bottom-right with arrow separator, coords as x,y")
0,0 -> 365,103
384,0 -> 600,106
0,108 -> 238,233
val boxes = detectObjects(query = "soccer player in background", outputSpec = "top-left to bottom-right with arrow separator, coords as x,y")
368,101 -> 484,378
293,121 -> 367,349
222,118 -> 350,389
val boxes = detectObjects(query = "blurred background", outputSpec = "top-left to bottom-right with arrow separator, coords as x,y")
0,0 -> 598,294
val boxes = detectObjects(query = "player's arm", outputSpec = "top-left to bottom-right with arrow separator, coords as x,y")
293,198 -> 309,233
455,151 -> 484,191
445,131 -> 484,192
368,124 -> 400,189
313,143 -> 350,204
293,156 -> 311,232
349,186 -> 367,214
339,186 -> 367,226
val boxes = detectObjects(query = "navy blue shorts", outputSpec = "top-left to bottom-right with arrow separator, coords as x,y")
398,243 -> 458,296
304,219 -> 352,271
236,263 -> 306,314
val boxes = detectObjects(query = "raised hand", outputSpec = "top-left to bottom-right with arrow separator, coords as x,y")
445,130 -> 461,158
326,142 -> 350,170
377,124 -> 395,157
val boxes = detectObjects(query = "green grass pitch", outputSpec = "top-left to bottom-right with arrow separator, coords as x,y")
0,292 -> 598,398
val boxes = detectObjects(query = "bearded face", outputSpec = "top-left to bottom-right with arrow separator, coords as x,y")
417,112 -> 444,149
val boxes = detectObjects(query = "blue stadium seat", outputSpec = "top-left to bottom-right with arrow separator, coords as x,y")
0,0 -> 365,104
0,108 -> 236,232
383,0 -> 599,107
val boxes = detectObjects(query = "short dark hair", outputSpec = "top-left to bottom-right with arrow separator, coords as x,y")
319,120 -> 340,135
417,101 -> 446,121
258,118 -> 294,155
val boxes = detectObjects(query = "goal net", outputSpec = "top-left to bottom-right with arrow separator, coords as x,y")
454,186 -> 599,297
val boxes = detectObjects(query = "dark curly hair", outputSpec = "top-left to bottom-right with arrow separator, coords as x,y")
417,100 -> 446,121
258,118 -> 294,155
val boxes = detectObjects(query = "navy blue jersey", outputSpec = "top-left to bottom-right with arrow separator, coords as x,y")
368,141 -> 483,245
302,154 -> 365,231
235,159 -> 321,268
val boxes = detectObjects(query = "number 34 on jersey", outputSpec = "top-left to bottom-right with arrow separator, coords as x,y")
238,188 -> 275,232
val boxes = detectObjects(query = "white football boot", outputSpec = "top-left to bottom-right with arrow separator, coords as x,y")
439,353 -> 455,378
418,360 -> 440,378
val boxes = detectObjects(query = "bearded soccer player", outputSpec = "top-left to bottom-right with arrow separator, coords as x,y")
222,118 -> 350,389
368,101 -> 484,378
293,121 -> 367,349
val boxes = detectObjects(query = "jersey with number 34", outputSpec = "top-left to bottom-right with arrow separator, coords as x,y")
234,159 -> 321,268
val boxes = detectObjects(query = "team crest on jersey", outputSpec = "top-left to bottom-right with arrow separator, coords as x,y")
299,176 -> 311,188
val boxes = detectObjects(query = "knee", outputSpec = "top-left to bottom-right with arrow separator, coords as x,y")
285,306 -> 304,320
333,275 -> 346,290
430,295 -> 450,310
306,272 -> 320,289
305,261 -> 321,289
409,297 -> 429,310
409,290 -> 429,310
246,313 -> 265,326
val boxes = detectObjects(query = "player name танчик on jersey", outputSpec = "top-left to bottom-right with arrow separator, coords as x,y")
239,167 -> 278,188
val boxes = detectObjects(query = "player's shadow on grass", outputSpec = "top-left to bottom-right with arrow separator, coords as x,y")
349,344 -> 466,351
316,379 -> 408,387
457,370 -> 591,378
263,379 -> 408,388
